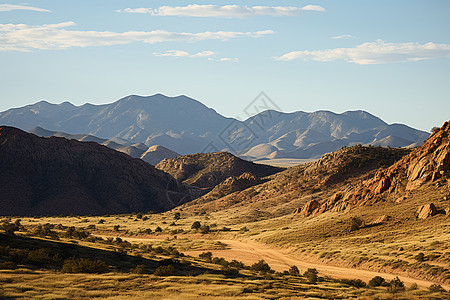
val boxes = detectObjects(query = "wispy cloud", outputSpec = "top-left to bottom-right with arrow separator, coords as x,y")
276,40 -> 450,64
153,50 -> 215,58
117,4 -> 325,18
0,4 -> 51,12
153,50 -> 238,62
331,34 -> 355,40
0,22 -> 274,52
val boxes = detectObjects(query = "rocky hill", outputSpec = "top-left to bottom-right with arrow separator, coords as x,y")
0,94 -> 428,159
156,152 -> 283,189
317,121 -> 450,214
0,126 -> 191,216
177,145 -> 411,219
141,145 -> 180,165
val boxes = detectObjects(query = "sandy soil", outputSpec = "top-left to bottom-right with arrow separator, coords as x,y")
185,239 -> 450,290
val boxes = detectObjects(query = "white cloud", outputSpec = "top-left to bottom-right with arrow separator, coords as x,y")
277,40 -> 450,64
0,4 -> 51,12
154,50 -> 237,62
300,5 -> 326,12
153,50 -> 216,58
117,4 -> 325,18
0,22 -> 274,51
331,34 -> 355,40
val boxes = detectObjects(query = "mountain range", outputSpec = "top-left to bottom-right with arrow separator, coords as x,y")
0,94 -> 429,160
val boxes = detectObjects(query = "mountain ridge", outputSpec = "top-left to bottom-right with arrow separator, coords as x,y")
0,94 -> 429,159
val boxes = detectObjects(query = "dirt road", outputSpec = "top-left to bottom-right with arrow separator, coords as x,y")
185,239 -> 449,290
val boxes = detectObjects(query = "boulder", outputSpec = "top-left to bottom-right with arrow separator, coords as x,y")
370,215 -> 390,225
417,203 -> 438,219
300,200 -> 320,217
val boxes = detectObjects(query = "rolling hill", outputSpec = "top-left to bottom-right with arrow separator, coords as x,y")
0,126 -> 192,216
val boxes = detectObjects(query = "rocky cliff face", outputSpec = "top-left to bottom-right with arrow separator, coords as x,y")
0,126 -> 191,216
319,121 -> 450,214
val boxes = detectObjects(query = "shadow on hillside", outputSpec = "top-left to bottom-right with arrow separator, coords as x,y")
0,233 -> 216,276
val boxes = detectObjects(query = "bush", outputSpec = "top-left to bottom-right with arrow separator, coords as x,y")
199,252 -> 213,262
98,219 -> 105,224
349,217 -> 363,231
368,276 -> 385,287
304,268 -> 318,284
387,276 -> 405,293
200,225 -> 210,234
191,221 -> 201,230
155,226 -> 162,232
414,252 -> 425,262
154,265 -> 176,276
130,264 -> 147,274
289,265 -> 300,276
339,278 -> 366,288
250,259 -> 272,273
229,260 -> 246,269
113,225 -> 120,231
0,261 -> 17,269
429,284 -> 446,293
174,212 -> 181,220
61,258 -> 108,273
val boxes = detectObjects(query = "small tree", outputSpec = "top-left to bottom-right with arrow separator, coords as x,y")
250,259 -> 272,273
154,265 -> 176,276
191,221 -> 201,230
429,284 -> 446,293
200,225 -> 210,234
199,252 -> 213,262
289,265 -> 300,276
387,276 -> 405,293
304,268 -> 318,284
368,276 -> 385,287
414,252 -> 425,262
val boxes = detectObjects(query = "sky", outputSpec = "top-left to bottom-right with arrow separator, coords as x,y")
0,1 -> 449,132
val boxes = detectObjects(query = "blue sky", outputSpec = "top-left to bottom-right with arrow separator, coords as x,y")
1,1 -> 449,132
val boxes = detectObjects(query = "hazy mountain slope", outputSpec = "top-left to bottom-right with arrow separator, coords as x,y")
0,94 -> 429,158
0,126 -> 191,216
140,145 -> 181,165
156,152 -> 283,189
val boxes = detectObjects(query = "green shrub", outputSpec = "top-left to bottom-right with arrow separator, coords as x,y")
387,276 -> 405,293
199,251 -> 213,262
304,268 -> 318,284
429,284 -> 446,293
414,252 -> 425,262
368,276 -> 385,287
289,265 -> 300,276
154,265 -> 176,276
250,260 -> 272,273
191,221 -> 201,230
61,258 -> 108,273
339,278 -> 366,288
130,264 -> 147,274
200,225 -> 210,234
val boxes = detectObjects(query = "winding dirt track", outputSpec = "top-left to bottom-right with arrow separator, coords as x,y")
185,239 -> 450,290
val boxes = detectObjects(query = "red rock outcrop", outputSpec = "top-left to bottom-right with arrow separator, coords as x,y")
321,121 -> 450,213
417,203 -> 438,219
